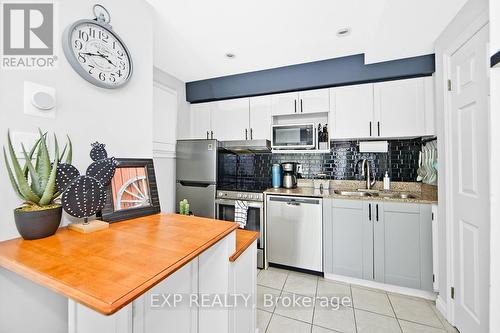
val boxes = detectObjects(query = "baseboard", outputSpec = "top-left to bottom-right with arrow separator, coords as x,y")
436,295 -> 447,317
324,273 -> 437,300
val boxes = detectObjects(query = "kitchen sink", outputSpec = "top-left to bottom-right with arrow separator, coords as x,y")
333,190 -> 372,197
333,190 -> 417,199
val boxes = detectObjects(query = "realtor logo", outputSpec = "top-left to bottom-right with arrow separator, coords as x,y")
1,2 -> 57,69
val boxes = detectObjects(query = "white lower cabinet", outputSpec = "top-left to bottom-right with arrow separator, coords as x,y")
68,231 -> 256,333
323,199 -> 433,291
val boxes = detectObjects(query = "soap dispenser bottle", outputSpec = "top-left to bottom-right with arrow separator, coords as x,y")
383,171 -> 391,191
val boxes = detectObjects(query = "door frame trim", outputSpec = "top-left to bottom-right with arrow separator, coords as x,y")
441,11 -> 489,327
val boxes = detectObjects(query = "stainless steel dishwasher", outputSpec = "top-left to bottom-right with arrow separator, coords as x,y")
266,195 -> 323,272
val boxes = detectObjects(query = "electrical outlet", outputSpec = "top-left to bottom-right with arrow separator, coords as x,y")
297,164 -> 303,174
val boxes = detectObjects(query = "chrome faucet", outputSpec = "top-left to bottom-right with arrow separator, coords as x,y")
361,159 -> 376,190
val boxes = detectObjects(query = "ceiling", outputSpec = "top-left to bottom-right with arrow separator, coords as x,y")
147,0 -> 467,82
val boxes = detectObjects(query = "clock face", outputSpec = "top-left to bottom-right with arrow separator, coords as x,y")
68,22 -> 132,88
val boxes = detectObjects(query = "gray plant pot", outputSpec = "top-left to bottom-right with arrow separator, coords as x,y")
14,206 -> 62,240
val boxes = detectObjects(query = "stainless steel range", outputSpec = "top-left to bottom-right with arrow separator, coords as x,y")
215,190 -> 265,268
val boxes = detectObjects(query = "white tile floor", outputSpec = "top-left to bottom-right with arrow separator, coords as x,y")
257,267 -> 458,333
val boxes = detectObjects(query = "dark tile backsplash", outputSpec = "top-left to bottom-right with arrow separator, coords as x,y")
219,138 -> 423,188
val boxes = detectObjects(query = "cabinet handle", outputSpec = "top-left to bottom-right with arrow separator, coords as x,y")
206,131 -> 209,139
250,128 -> 253,140
300,99 -> 303,113
245,128 -> 248,140
294,100 -> 297,113
369,122 -> 372,137
368,204 -> 372,221
377,122 -> 380,136
211,131 -> 213,139
376,204 -> 379,222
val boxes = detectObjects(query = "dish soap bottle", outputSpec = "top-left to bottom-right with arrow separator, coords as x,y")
383,171 -> 391,191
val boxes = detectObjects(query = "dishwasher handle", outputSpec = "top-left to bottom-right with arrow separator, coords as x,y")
268,196 -> 321,205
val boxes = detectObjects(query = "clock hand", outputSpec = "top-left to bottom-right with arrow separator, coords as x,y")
97,51 -> 117,67
79,52 -> 101,57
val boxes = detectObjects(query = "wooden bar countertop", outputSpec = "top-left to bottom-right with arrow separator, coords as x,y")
0,213 -> 238,315
231,229 -> 259,262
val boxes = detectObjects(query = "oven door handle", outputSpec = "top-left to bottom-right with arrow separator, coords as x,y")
215,199 -> 263,208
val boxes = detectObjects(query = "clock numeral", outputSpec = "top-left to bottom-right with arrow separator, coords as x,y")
98,72 -> 106,81
116,49 -> 124,57
112,41 -> 116,49
74,39 -> 83,50
109,73 -> 116,83
119,61 -> 126,70
99,31 -> 109,43
89,27 -> 96,39
116,69 -> 123,78
88,65 -> 95,75
78,30 -> 89,42
78,53 -> 86,63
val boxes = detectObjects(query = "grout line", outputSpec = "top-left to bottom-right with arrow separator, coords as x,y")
387,292 -> 404,333
310,273 -> 320,333
350,284 -> 359,333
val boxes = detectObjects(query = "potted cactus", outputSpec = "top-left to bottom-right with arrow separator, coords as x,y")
3,130 -> 72,240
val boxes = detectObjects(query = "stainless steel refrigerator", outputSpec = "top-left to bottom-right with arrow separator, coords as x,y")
176,139 -> 218,218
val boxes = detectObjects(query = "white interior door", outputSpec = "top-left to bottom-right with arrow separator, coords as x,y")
153,82 -> 178,213
449,25 -> 489,333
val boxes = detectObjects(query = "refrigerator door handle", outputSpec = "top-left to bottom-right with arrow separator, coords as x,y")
179,181 -> 212,188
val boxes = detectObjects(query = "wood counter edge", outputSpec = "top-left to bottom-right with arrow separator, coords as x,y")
230,229 -> 259,262
0,222 -> 239,316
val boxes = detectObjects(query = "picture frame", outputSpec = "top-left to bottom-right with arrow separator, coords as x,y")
100,158 -> 161,223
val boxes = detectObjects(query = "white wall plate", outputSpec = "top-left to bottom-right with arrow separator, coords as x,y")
24,81 -> 56,118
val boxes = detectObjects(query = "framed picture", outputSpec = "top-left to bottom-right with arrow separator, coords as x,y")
100,158 -> 161,222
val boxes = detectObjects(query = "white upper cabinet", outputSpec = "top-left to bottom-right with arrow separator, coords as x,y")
211,98 -> 250,141
299,88 -> 330,114
190,102 -> 213,139
329,77 -> 435,140
374,77 -> 434,137
249,95 -> 272,140
330,83 -> 374,139
271,92 -> 299,116
271,88 -> 330,115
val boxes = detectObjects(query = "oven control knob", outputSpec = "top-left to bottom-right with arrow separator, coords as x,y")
242,194 -> 247,199
237,194 -> 242,198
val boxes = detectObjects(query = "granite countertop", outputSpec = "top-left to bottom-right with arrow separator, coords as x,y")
264,183 -> 438,204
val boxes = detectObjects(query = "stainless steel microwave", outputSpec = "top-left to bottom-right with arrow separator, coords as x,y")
271,123 -> 316,150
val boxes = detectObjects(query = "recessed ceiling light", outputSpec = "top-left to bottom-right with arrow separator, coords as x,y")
336,27 -> 351,37
225,53 -> 236,59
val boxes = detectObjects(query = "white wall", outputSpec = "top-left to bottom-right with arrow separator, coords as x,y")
489,0 -> 499,331
433,0 -> 489,320
0,0 -> 154,331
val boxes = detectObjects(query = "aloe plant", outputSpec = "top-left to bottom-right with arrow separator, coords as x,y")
3,130 -> 72,209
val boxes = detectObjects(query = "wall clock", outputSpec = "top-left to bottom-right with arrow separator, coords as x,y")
62,5 -> 133,89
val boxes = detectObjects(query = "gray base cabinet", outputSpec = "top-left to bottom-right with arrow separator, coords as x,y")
323,199 -> 433,291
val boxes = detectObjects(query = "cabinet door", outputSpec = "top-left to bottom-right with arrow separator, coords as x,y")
298,88 -> 330,114
211,98 -> 249,141
133,260 -> 198,333
249,96 -> 272,140
330,84 -> 374,139
190,103 -> 213,139
327,199 -> 373,279
373,78 -> 426,137
373,203 -> 433,291
271,92 -> 299,115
